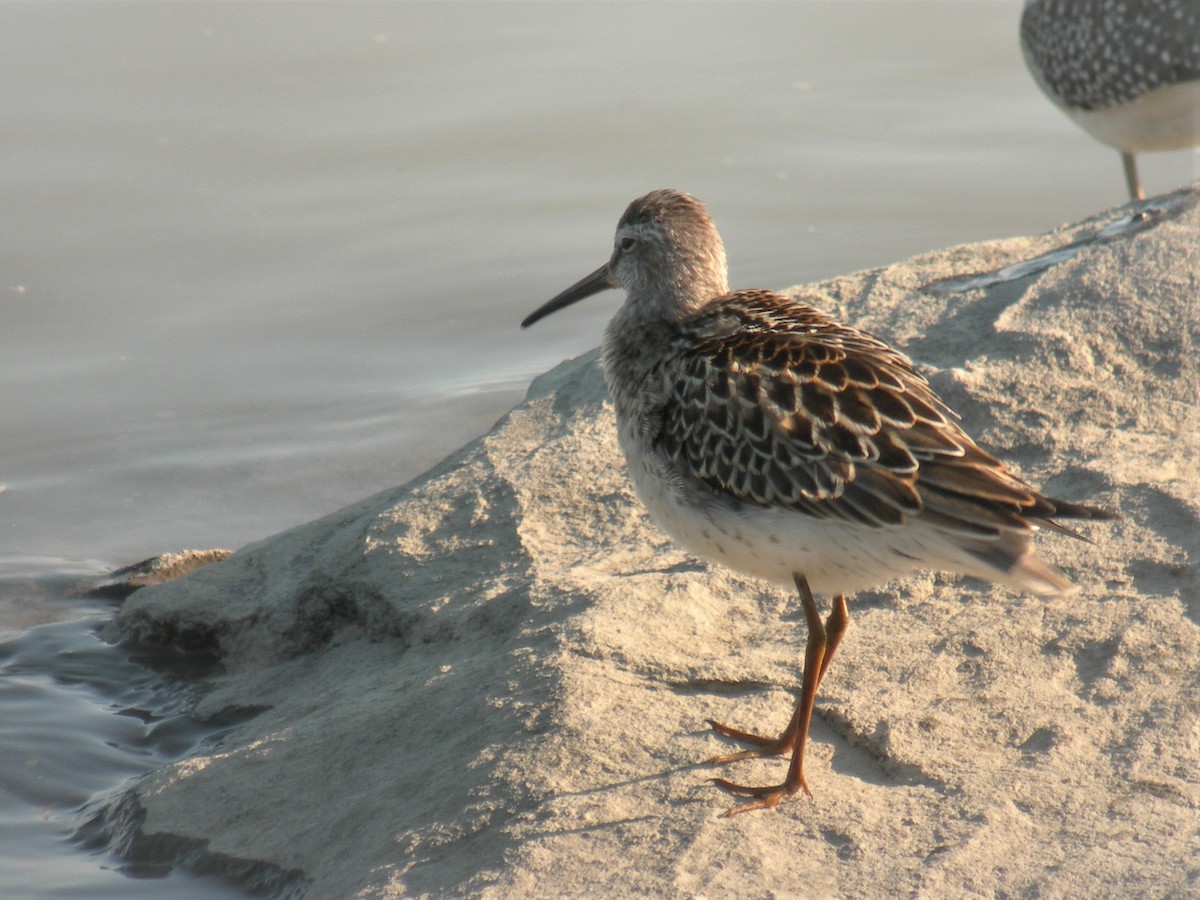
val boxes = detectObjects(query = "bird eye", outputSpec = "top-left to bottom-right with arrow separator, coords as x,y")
620,237 -> 636,251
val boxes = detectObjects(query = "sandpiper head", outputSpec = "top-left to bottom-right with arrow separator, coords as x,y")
521,189 -> 730,329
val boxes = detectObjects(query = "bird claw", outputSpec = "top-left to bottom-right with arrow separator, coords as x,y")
705,718 -> 793,763
712,776 -> 810,817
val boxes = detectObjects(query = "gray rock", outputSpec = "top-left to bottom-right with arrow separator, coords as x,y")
100,186 -> 1200,897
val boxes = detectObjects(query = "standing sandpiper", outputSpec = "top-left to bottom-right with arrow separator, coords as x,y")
522,189 -> 1112,816
1020,0 -> 1200,200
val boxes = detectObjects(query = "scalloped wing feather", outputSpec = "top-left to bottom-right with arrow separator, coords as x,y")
653,291 -> 1057,535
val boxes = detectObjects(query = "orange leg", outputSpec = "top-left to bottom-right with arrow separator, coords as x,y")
707,574 -> 850,816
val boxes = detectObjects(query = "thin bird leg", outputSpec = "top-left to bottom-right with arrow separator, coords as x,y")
710,578 -> 851,815
820,593 -> 849,685
1122,152 -> 1144,201
706,578 -> 847,759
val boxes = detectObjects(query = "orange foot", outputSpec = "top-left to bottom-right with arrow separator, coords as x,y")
712,775 -> 810,817
706,719 -> 811,816
704,718 -> 793,763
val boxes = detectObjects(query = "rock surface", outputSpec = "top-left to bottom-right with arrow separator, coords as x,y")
101,186 -> 1199,897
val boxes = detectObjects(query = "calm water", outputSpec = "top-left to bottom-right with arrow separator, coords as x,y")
1,1 -> 1197,894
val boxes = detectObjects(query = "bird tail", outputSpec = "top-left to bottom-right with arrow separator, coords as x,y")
1033,496 -> 1117,542
954,534 -> 1077,597
1004,550 -> 1079,597
990,496 -> 1115,595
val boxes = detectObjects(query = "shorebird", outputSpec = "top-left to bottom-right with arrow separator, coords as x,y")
1020,0 -> 1200,200
521,190 -> 1112,816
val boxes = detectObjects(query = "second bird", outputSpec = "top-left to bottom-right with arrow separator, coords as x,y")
1021,0 -> 1200,200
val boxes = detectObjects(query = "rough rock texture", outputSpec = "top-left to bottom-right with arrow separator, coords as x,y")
102,186 -> 1199,897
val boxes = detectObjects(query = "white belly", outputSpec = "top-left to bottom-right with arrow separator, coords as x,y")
617,422 -> 930,597
1064,80 -> 1200,153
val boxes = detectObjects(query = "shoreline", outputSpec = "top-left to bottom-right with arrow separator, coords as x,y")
99,186 -> 1199,897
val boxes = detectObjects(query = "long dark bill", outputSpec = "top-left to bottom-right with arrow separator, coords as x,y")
521,264 -> 614,328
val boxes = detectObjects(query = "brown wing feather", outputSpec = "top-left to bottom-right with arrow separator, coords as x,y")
654,291 -> 1089,536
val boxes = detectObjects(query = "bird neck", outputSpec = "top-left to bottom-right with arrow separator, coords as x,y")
600,309 -> 677,412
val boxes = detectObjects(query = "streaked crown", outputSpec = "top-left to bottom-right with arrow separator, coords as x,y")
609,190 -> 730,320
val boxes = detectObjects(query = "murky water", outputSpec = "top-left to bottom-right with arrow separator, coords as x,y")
1,1 -> 1196,894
